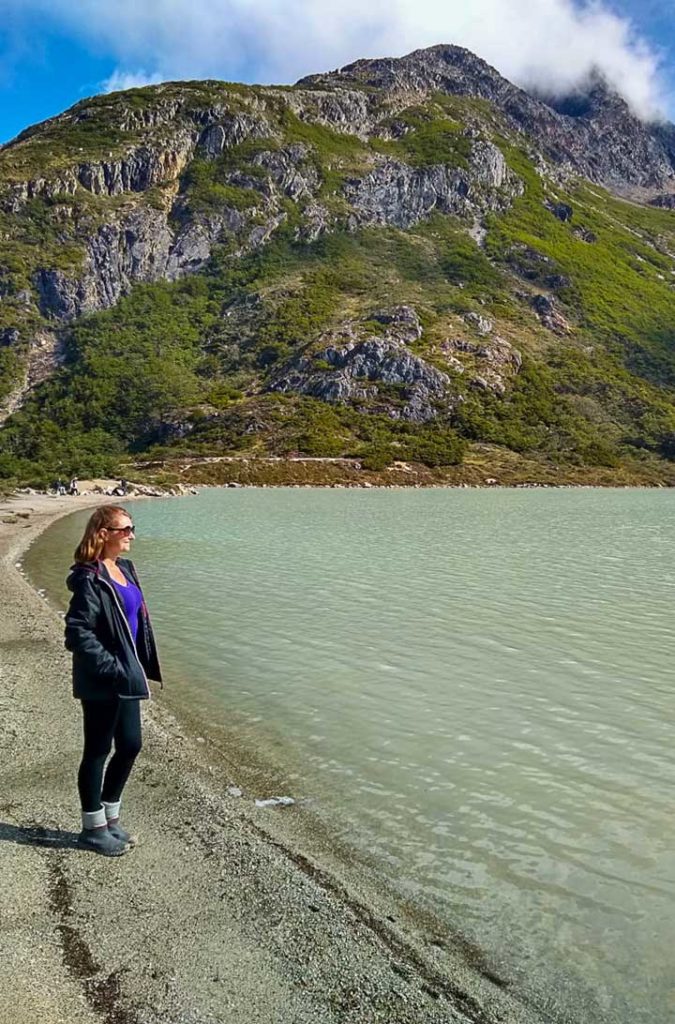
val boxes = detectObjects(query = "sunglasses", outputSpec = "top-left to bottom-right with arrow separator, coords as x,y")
106,524 -> 135,536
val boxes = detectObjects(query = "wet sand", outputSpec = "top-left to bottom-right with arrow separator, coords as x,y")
0,489 -> 546,1024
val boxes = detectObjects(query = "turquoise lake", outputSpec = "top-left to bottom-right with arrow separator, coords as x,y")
25,486 -> 675,1023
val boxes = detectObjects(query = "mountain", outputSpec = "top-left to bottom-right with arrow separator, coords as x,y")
2,43 -> 675,487
301,46 -> 675,193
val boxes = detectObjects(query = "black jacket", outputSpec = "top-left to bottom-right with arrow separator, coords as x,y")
64,558 -> 162,701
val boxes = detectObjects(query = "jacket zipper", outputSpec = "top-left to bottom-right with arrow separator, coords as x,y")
126,563 -> 163,689
99,577 -> 151,699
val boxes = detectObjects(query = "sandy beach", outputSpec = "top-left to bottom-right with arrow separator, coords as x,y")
0,489 -> 546,1024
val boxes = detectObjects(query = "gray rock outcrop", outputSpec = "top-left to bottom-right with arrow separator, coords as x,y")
278,88 -> 376,138
649,194 -> 675,210
268,306 -> 456,422
545,200 -> 573,222
463,312 -> 493,335
76,137 -> 194,196
0,329 -> 63,423
344,141 -> 519,230
198,114 -> 275,157
250,144 -> 320,200
530,293 -> 571,334
442,333 -> 522,395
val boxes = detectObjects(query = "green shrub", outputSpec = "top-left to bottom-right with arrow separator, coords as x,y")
373,110 -> 471,169
180,159 -> 260,215
296,429 -> 344,457
359,444 -> 392,470
403,428 -> 466,466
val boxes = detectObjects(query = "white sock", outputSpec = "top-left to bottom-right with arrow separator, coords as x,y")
102,800 -> 121,822
81,806 -> 107,830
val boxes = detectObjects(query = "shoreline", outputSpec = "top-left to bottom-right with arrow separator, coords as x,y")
121,449 -> 675,490
8,441 -> 675,502
0,490 -> 546,1024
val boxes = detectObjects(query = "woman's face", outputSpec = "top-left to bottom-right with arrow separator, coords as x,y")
100,513 -> 135,560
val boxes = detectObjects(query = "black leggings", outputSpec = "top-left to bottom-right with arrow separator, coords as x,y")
78,699 -> 143,813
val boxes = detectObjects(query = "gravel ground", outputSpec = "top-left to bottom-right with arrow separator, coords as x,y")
0,491 -> 548,1024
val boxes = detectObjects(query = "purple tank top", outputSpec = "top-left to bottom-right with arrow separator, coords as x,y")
110,576 -> 143,646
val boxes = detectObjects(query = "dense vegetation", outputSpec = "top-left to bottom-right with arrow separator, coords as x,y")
2,80 -> 675,487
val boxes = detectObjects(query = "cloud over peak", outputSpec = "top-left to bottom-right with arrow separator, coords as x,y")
102,69 -> 163,94
17,0 -> 673,120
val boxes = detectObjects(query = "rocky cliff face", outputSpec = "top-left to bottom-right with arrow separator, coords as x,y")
300,46 -> 675,194
268,307 -> 456,422
1,45 -> 671,340
2,43 -> 675,477
267,305 -> 523,421
0,56 -> 535,419
343,141 -> 520,230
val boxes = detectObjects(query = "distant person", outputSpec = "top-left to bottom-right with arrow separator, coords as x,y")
113,478 -> 128,497
64,505 -> 162,856
55,478 -> 67,496
68,477 -> 79,496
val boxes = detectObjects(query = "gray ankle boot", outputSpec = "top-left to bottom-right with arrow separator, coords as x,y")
102,800 -> 136,847
79,806 -> 128,856
107,820 -> 135,846
78,825 -> 129,856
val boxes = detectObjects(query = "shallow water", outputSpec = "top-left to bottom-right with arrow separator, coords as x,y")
26,487 -> 675,1023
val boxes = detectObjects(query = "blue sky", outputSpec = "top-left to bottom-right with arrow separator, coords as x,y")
0,0 -> 674,145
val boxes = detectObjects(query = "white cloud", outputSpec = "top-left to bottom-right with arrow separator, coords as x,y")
13,0 -> 673,119
102,69 -> 163,94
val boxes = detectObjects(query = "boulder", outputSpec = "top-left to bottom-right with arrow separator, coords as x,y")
530,294 -> 570,334
369,305 -> 423,342
545,200 -> 573,222
464,312 -> 493,335
572,226 -> 597,243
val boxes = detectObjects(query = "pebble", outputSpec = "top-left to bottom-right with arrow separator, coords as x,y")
254,796 -> 295,808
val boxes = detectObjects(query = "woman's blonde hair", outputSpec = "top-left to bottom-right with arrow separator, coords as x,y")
73,505 -> 131,564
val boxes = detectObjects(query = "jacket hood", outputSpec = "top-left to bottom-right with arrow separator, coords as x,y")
66,561 -> 97,593
66,558 -> 134,592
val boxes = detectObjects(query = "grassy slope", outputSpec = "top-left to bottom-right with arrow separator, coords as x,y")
2,86 -> 675,486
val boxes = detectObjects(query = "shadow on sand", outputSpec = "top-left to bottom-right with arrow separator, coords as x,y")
0,820 -> 80,850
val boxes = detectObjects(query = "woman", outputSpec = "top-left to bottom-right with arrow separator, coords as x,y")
64,505 -> 162,856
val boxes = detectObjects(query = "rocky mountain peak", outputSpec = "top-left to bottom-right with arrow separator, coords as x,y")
299,43 -> 514,105
300,43 -> 675,193
534,68 -> 633,122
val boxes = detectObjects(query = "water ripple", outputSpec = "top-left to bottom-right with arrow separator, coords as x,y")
26,486 -> 675,1024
